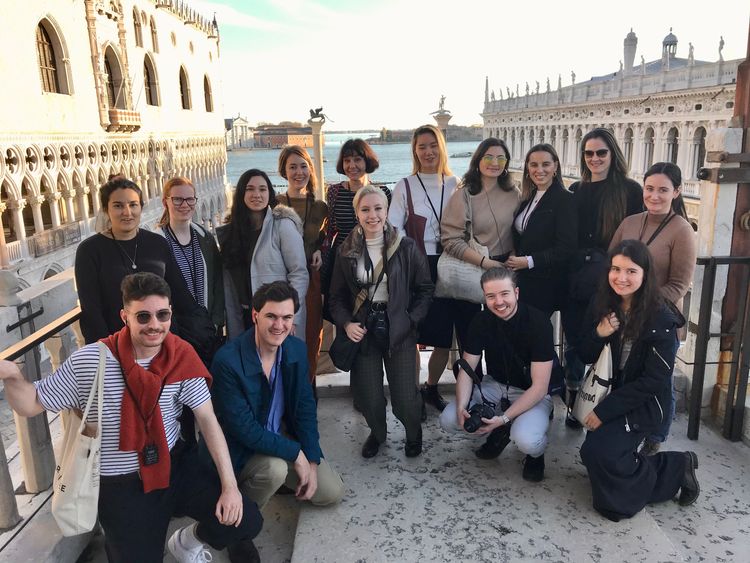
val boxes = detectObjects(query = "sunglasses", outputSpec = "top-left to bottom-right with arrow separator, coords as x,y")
128,309 -> 172,324
482,155 -> 508,164
584,149 -> 610,158
169,196 -> 198,207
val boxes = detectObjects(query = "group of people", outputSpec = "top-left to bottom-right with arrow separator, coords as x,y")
0,125 -> 704,561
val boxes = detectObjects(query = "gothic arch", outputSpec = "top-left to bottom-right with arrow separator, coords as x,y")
143,53 -> 160,106
36,16 -> 73,94
103,44 -> 126,109
179,66 -> 192,110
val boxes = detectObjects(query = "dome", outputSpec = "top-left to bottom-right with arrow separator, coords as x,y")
663,27 -> 678,46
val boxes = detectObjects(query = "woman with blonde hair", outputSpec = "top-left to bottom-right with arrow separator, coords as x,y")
158,176 -> 224,331
329,185 -> 433,457
278,146 -> 328,385
388,124 -> 458,414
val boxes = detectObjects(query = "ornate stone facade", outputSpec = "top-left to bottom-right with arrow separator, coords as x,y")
0,1 -> 228,286
482,30 -> 741,223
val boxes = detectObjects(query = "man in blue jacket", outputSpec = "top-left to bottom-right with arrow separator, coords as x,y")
211,281 -> 344,511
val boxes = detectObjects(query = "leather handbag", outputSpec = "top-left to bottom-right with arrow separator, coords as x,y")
572,343 -> 613,424
52,342 -> 106,536
434,189 -> 488,304
402,178 -> 427,255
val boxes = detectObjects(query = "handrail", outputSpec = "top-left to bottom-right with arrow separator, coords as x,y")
0,306 -> 81,362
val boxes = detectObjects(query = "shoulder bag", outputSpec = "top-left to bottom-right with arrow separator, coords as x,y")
434,188 -> 488,303
571,343 -> 613,424
328,256 -> 387,371
52,342 -> 106,536
402,178 -> 427,255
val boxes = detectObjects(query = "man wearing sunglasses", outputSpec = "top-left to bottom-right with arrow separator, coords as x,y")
209,281 -> 344,517
0,272 -> 262,563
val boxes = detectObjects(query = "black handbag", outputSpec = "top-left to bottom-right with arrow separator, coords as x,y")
329,254 -> 387,371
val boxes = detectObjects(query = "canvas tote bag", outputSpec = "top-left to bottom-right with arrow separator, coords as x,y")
435,188 -> 488,304
572,343 -> 613,424
52,341 -> 106,536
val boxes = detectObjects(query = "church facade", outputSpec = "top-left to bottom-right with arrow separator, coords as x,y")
0,0 -> 228,286
481,30 -> 740,224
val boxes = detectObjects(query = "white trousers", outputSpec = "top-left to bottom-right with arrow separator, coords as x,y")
439,379 -> 553,457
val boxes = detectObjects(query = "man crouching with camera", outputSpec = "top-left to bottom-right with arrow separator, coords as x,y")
439,266 -> 554,481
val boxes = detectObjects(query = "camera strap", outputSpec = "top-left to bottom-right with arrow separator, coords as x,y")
453,358 -> 495,410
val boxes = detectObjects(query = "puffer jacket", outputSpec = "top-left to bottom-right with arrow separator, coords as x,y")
578,301 -> 685,433
328,225 -> 434,350
217,204 -> 309,339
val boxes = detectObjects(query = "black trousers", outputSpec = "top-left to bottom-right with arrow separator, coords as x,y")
579,416 -> 686,521
98,442 -> 263,563
351,334 -> 423,444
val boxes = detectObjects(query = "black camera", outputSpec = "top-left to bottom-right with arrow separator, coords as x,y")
366,309 -> 389,351
464,401 -> 496,433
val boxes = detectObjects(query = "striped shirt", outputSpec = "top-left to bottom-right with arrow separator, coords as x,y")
326,183 -> 392,251
35,343 -> 210,476
163,225 -> 207,307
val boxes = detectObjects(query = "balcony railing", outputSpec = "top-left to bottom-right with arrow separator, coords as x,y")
107,109 -> 141,133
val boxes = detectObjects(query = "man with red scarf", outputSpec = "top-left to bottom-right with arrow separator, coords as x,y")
0,273 -> 262,562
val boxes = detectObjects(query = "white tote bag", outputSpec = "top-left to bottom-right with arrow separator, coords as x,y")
572,343 -> 613,424
52,342 -> 106,536
435,189 -> 489,304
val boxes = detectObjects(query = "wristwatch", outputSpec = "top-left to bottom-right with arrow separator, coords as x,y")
500,414 -> 511,425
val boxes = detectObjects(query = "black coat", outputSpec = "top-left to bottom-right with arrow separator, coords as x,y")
578,302 -> 684,433
512,180 -> 577,314
328,227 -> 434,350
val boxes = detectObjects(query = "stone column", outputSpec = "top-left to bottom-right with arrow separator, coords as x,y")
676,123 -> 691,175
631,124 -> 645,176
78,188 -> 91,219
46,192 -> 62,228
63,188 -> 77,222
307,117 -> 325,200
0,203 -> 9,268
653,124 -> 666,163
681,128 -> 744,410
9,199 -> 27,245
31,195 -> 45,234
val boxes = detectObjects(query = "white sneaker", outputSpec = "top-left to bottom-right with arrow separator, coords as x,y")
167,527 -> 213,563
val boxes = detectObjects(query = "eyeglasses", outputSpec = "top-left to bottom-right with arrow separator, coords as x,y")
583,149 -> 610,158
169,197 -> 198,207
482,155 -> 508,164
128,309 -> 172,324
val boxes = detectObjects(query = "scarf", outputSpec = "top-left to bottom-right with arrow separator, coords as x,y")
102,326 -> 211,493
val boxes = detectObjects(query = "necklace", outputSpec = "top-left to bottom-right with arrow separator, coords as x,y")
111,230 -> 139,270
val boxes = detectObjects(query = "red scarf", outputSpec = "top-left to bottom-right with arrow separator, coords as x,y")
102,327 -> 211,493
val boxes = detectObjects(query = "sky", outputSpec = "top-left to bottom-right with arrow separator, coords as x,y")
191,0 -> 749,131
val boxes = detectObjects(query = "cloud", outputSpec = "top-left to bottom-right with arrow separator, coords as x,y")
189,0 -> 279,31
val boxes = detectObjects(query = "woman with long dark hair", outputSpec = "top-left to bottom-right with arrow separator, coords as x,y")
508,143 -> 576,316
388,124 -> 458,413
329,186 -> 433,458
157,176 -> 224,331
564,128 -> 643,428
277,146 -> 328,385
578,239 -> 699,522
218,169 -> 308,340
609,162 -> 697,453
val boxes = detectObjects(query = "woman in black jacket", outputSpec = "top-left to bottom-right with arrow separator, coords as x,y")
509,143 -> 576,316
578,240 -> 699,522
329,186 -> 434,459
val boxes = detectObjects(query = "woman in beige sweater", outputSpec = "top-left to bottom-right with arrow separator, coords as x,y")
609,161 -> 696,454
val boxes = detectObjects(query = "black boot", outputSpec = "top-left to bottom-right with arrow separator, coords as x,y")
565,387 -> 583,429
421,383 -> 448,412
405,427 -> 423,457
522,454 -> 545,482
475,425 -> 512,460
228,539 -> 260,563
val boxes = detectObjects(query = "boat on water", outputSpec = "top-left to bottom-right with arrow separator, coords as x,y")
451,151 -> 473,158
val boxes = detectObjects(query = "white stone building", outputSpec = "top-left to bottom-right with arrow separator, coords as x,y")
225,115 -> 254,150
482,30 -> 741,223
0,0 -> 229,286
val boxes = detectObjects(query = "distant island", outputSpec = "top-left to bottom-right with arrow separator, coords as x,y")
368,125 -> 483,144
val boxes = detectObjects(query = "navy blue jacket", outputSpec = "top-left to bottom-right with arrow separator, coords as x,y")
210,328 -> 322,473
578,302 -> 683,433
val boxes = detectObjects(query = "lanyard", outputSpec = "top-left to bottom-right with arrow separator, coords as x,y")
166,225 -> 200,298
415,173 -> 445,236
638,212 -> 676,246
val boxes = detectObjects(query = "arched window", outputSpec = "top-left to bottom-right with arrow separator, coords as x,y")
203,75 -> 213,112
623,127 -> 634,169
666,127 -> 679,165
144,55 -> 159,106
36,23 -> 60,93
644,127 -> 655,169
133,8 -> 143,47
150,17 -> 159,53
179,67 -> 191,110
692,127 -> 707,178
104,47 -> 126,109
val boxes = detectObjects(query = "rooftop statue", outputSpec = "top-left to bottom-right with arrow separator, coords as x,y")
719,36 -> 725,61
